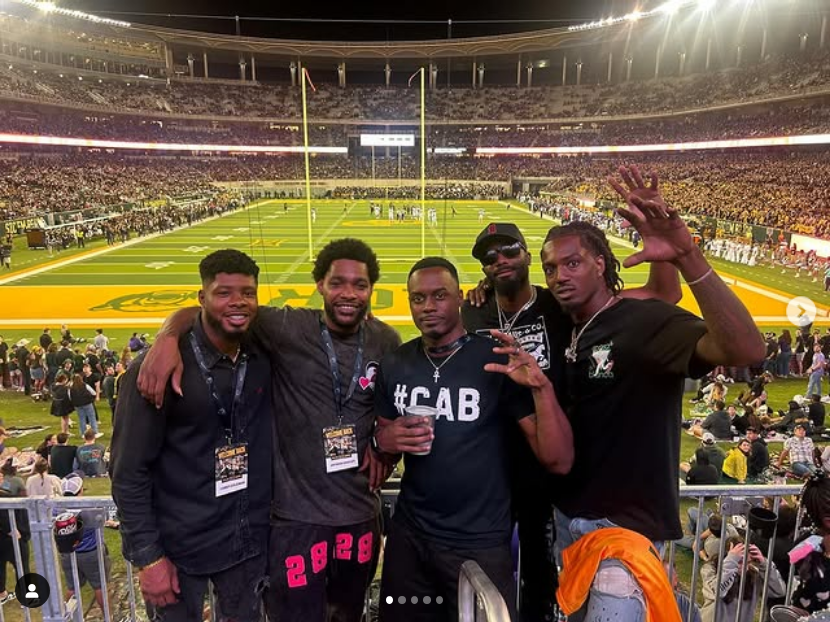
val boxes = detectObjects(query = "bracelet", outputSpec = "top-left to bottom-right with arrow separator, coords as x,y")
686,268 -> 715,286
138,557 -> 165,571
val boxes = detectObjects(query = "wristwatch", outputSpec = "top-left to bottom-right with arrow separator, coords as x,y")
370,428 -> 383,454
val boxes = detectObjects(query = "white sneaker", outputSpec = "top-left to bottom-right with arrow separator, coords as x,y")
94,433 -> 104,439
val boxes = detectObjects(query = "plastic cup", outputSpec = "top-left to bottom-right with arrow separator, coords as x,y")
404,405 -> 437,456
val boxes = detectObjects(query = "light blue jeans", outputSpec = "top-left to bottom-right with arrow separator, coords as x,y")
554,511 -> 668,622
792,461 -> 818,477
75,403 -> 99,434
807,372 -> 823,398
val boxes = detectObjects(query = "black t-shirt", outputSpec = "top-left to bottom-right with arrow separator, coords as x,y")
558,298 -> 709,541
460,287 -> 572,398
685,464 -> 719,485
748,438 -> 769,477
83,373 -> 101,391
375,335 -> 534,548
54,348 -> 73,368
461,286 -> 572,502
50,445 -> 78,478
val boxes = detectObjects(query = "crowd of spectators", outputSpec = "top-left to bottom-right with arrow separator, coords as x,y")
330,182 -> 505,200
1,48 -> 830,123
2,98 -> 830,154
4,150 -> 830,238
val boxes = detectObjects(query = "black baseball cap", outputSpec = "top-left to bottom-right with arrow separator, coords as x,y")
472,223 -> 527,261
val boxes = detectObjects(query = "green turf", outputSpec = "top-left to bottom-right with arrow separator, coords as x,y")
6,200 -> 653,290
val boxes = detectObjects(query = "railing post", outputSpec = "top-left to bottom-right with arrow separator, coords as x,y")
30,498 -> 65,622
458,560 -> 511,622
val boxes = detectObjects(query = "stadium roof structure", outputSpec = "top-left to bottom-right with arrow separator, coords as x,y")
1,0 -> 826,82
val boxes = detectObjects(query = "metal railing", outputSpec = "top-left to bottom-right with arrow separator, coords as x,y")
0,485 -> 814,622
458,560 -> 511,622
675,484 -> 806,622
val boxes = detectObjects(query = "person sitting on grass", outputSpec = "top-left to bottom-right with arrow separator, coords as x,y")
55,474 -> 111,613
695,400 -> 732,440
25,459 -> 61,498
35,434 -> 56,462
49,433 -> 77,479
778,423 -> 818,478
681,433 -> 727,477
685,448 -> 720,485
73,429 -> 106,478
746,428 -> 770,483
0,461 -> 26,497
721,439 -> 751,484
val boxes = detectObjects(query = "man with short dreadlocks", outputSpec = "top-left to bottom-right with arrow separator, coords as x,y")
544,165 -> 765,622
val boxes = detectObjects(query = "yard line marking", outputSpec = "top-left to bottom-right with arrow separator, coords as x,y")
0,203 -> 265,287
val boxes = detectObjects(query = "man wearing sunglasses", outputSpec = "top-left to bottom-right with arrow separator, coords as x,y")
462,221 -> 682,622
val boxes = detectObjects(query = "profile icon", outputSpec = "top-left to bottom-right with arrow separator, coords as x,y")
15,573 -> 50,608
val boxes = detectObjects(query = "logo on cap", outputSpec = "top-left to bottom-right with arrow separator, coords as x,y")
488,224 -> 497,235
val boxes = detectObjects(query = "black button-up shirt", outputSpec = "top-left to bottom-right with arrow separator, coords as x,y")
111,317 -> 272,575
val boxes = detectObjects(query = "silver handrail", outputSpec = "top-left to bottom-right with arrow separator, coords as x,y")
458,560 -> 512,622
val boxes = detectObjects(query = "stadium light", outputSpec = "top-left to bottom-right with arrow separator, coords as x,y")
475,133 -> 830,155
697,0 -> 717,10
0,132 -> 348,154
658,0 -> 683,15
14,0 -> 130,27
568,0 -> 696,31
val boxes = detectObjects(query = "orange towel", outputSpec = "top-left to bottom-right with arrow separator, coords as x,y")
556,527 -> 682,622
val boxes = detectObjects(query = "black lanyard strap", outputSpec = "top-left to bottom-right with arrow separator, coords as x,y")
320,322 -> 364,425
189,332 -> 248,443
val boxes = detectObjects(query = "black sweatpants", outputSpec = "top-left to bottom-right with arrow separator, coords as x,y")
266,517 -> 380,622
378,517 -> 516,622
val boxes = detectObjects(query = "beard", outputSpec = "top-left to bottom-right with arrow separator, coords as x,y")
491,264 -> 530,299
323,299 -> 367,333
203,308 -> 245,342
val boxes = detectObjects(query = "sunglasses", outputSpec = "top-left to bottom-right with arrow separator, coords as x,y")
481,241 -> 525,266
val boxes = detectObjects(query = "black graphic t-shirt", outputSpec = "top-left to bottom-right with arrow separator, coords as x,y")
375,335 -> 534,548
461,286 -> 571,400
461,286 -> 572,506
558,298 -> 710,541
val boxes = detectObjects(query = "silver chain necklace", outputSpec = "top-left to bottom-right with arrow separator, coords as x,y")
564,295 -> 618,363
423,343 -> 465,383
497,288 -> 537,333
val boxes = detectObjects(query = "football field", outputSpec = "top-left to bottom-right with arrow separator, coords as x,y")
0,199 -> 823,330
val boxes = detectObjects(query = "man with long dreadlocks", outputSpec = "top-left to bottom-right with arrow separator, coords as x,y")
545,165 -> 765,622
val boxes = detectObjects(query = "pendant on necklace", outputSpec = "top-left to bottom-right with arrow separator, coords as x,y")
433,369 -> 440,383
565,346 -> 577,363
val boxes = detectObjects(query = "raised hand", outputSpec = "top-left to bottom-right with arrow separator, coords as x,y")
608,164 -> 695,268
484,330 -> 549,391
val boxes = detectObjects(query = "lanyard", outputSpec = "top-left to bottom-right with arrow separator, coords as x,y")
189,332 -> 248,443
320,322 -> 364,425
